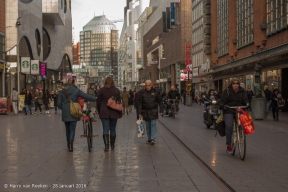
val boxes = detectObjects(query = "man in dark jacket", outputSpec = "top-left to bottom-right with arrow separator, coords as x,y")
264,86 -> 272,116
246,88 -> 253,111
138,80 -> 163,145
219,77 -> 249,154
168,86 -> 180,112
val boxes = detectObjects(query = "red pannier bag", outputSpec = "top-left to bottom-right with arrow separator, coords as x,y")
239,109 -> 255,135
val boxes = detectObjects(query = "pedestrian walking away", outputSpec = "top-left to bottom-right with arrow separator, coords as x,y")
96,77 -> 122,152
270,88 -> 283,121
121,87 -> 130,115
43,90 -> 51,114
11,88 -> 19,115
57,78 -> 97,152
24,89 -> 33,115
33,88 -> 43,115
219,77 -> 249,154
53,90 -> 59,114
128,89 -> 134,113
264,86 -> 272,116
138,80 -> 163,145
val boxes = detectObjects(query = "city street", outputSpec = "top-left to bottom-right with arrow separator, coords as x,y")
159,104 -> 288,192
0,109 -> 229,192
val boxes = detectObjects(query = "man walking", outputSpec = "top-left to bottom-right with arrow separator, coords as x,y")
11,88 -> 19,115
138,80 -> 163,145
264,86 -> 272,116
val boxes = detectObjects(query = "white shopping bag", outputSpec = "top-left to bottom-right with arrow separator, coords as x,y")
136,117 -> 145,138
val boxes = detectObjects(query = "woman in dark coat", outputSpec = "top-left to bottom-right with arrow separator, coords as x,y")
53,90 -> 59,114
43,90 -> 50,113
270,89 -> 280,121
128,89 -> 134,113
96,77 -> 121,151
24,89 -> 33,115
57,78 -> 97,152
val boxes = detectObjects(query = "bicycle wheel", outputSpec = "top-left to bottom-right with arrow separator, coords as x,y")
172,106 -> 175,119
238,125 -> 246,160
231,122 -> 237,155
86,123 -> 92,152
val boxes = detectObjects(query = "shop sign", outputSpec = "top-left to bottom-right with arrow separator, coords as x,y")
180,71 -> 192,81
76,76 -> 85,85
0,63 -> 4,70
186,64 -> 192,72
40,63 -> 47,76
72,74 -> 77,80
201,59 -> 210,72
21,57 -> 30,74
185,44 -> 192,66
193,68 -> 199,76
31,60 -> 39,75
67,73 -> 72,79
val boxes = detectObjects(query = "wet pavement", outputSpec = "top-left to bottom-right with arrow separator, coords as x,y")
158,103 -> 288,192
0,109 -> 228,192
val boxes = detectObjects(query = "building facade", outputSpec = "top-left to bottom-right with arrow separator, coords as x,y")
138,0 -> 192,94
118,0 -> 150,90
0,0 -> 5,96
80,15 -> 118,86
5,0 -> 72,95
196,0 -> 288,111
73,42 -> 80,66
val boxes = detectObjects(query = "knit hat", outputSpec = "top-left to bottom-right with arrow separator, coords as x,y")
230,77 -> 240,85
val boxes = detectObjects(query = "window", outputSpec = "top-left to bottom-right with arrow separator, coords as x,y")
237,0 -> 254,48
267,0 -> 287,35
0,34 -> 5,61
35,29 -> 41,56
217,0 -> 229,57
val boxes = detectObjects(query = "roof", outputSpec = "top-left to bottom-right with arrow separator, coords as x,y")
149,0 -> 163,7
83,15 -> 117,32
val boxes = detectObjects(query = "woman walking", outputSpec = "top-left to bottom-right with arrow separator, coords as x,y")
53,90 -> 59,114
43,90 -> 50,113
24,90 -> 33,115
57,78 -> 97,152
97,77 -> 121,151
128,89 -> 134,113
270,89 -> 281,121
121,87 -> 130,115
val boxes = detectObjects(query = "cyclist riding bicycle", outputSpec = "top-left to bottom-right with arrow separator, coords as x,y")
219,77 -> 249,154
168,86 -> 180,114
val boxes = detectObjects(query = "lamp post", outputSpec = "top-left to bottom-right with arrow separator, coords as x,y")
16,17 -> 21,92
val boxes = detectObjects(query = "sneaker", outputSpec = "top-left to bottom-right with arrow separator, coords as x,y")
146,140 -> 151,144
150,140 -> 155,145
226,145 -> 232,154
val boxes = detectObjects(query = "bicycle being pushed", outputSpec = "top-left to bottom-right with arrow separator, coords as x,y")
168,99 -> 178,119
225,105 -> 249,161
81,104 -> 99,152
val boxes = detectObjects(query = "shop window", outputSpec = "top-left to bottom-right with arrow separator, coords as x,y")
267,0 -> 287,36
0,35 -> 5,61
237,0 -> 254,48
217,0 -> 229,57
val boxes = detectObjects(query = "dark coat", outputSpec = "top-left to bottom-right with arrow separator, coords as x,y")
270,93 -> 278,109
264,89 -> 272,101
52,94 -> 58,107
138,89 -> 163,120
219,86 -> 249,114
96,86 -> 121,119
168,90 -> 180,99
43,92 -> 50,105
57,85 -> 96,122
24,93 -> 32,105
128,91 -> 134,105
247,91 -> 253,103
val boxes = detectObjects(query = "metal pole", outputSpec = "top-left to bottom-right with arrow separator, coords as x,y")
16,27 -> 20,92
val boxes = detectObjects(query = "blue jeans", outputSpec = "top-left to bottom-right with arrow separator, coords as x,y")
101,118 -> 118,136
25,105 -> 32,114
64,121 -> 77,141
145,119 -> 157,140
266,101 -> 270,115
224,114 -> 234,145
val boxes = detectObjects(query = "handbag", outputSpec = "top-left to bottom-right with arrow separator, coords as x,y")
239,109 -> 255,135
277,100 -> 285,109
107,96 -> 122,111
136,117 -> 145,138
63,89 -> 82,119
215,114 -> 226,137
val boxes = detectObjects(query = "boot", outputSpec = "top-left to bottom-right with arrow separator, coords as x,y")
69,141 -> 73,152
103,134 -> 109,151
110,135 -> 116,150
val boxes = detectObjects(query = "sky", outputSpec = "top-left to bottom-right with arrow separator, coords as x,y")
72,0 -> 127,43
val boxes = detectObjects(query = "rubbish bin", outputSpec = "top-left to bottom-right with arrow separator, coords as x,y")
186,96 -> 192,106
251,97 -> 266,120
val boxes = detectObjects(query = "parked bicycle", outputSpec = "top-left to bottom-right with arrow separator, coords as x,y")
225,105 -> 248,161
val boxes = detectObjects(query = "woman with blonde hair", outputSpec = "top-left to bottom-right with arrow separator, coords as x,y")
97,77 -> 121,151
57,78 -> 97,152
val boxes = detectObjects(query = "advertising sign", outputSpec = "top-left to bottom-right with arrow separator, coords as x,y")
67,73 -> 72,79
31,60 -> 39,75
193,68 -> 199,76
40,63 -> 47,76
21,57 -> 30,74
171,3 -> 175,26
18,95 -> 25,112
0,97 -> 8,112
180,71 -> 192,81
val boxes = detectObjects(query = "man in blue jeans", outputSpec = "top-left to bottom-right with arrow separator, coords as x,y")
138,80 -> 163,145
264,86 -> 272,116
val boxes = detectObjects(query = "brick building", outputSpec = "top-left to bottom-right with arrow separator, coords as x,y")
138,0 -> 192,93
73,42 -> 80,65
0,0 -> 5,96
196,0 -> 288,110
